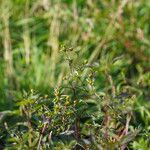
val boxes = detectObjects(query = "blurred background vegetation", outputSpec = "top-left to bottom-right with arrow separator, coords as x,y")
0,0 -> 149,149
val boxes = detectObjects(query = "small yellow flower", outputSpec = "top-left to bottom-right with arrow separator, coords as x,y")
74,99 -> 78,106
65,96 -> 70,106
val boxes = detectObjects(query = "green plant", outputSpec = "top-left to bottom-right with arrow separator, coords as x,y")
0,0 -> 149,149
0,50 -> 140,150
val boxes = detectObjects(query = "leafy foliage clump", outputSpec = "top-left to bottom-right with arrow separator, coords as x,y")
0,50 -> 142,150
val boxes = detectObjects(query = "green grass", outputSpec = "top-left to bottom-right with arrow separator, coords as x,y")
0,0 -> 149,149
